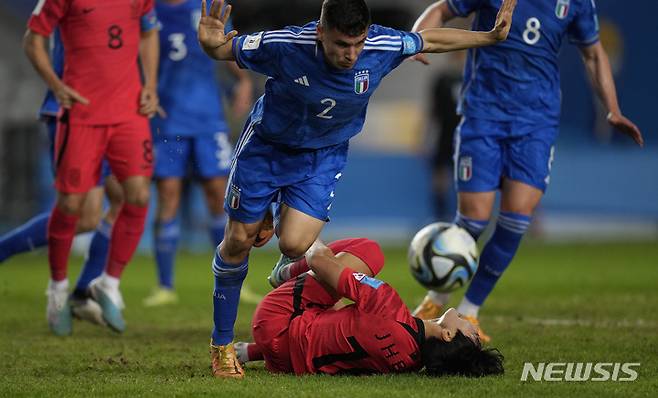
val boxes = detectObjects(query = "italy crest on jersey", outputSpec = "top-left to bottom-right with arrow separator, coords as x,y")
458,156 -> 472,182
555,0 -> 570,19
354,70 -> 370,95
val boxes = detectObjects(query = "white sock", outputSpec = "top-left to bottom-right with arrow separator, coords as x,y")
457,296 -> 480,318
49,279 -> 69,292
428,290 -> 451,306
101,272 -> 120,290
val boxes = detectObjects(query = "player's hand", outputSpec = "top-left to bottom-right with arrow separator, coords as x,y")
408,53 -> 431,65
607,112 -> 644,147
54,83 -> 89,109
139,85 -> 159,118
490,0 -> 516,42
232,78 -> 253,117
198,0 -> 238,51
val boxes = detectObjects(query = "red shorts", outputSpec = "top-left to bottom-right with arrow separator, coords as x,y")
54,113 -> 153,193
252,274 -> 337,373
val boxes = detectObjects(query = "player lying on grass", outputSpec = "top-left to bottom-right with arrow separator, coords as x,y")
222,238 -> 504,377
198,0 -> 516,377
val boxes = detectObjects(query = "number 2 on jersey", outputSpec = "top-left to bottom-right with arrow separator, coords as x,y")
523,17 -> 541,45
317,98 -> 337,120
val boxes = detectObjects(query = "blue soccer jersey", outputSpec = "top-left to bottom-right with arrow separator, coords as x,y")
38,29 -> 64,118
448,0 -> 599,126
151,0 -> 230,137
232,22 -> 424,149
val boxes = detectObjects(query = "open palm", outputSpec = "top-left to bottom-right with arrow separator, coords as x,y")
198,0 -> 237,49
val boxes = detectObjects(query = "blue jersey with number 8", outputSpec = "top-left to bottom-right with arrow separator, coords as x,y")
448,0 -> 599,127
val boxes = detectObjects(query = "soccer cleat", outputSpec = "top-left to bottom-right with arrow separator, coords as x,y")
89,278 -> 126,333
267,254 -> 300,288
233,341 -> 250,366
210,340 -> 245,378
71,295 -> 107,327
412,295 -> 444,320
142,287 -> 179,307
46,287 -> 72,336
463,315 -> 491,344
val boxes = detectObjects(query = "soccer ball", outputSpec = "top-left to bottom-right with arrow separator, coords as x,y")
408,222 -> 479,293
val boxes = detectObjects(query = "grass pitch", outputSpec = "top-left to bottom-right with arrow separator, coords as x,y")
0,240 -> 656,397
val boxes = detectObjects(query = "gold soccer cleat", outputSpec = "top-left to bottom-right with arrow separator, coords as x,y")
412,295 -> 444,320
142,287 -> 178,307
463,315 -> 491,344
210,341 -> 245,379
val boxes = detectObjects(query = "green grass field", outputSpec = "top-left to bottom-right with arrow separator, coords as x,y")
1,241 -> 657,397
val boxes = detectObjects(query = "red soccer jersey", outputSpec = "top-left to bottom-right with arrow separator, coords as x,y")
28,0 -> 155,124
288,268 -> 425,375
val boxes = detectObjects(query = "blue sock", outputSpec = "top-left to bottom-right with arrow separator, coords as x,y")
0,212 -> 49,262
465,211 -> 531,305
454,211 -> 489,241
209,213 -> 227,246
154,218 -> 180,290
211,249 -> 248,345
74,219 -> 112,296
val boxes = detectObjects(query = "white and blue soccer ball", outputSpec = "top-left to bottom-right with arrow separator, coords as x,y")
408,222 -> 479,293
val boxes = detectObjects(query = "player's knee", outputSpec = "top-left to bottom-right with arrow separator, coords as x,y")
278,239 -> 308,259
76,212 -> 102,233
221,229 -> 256,260
124,184 -> 150,207
55,194 -> 84,216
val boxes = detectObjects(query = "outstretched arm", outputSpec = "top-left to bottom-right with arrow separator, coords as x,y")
420,0 -> 515,53
198,0 -> 238,61
580,42 -> 643,147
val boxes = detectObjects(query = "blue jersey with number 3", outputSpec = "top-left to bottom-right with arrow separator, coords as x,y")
448,0 -> 599,126
152,0 -> 232,137
232,21 -> 423,149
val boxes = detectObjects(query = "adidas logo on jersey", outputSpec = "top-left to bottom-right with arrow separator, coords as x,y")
294,76 -> 310,87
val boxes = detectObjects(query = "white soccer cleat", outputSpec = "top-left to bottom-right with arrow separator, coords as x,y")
267,254 -> 300,288
46,284 -> 72,336
233,341 -> 250,366
89,277 -> 126,333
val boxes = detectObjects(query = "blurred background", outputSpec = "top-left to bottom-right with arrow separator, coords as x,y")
0,0 -> 656,253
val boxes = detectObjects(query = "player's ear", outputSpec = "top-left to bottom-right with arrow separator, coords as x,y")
317,24 -> 324,41
441,328 -> 454,342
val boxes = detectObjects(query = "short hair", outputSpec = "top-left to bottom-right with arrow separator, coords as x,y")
421,332 -> 504,377
319,0 -> 371,37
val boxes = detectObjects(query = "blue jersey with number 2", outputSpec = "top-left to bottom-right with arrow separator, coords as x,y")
232,21 -> 424,149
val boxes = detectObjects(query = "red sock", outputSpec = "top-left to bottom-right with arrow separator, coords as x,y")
47,207 -> 79,281
288,238 -> 385,279
247,343 -> 264,361
105,203 -> 148,278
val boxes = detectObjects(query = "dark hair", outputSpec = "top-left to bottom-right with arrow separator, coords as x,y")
320,0 -> 371,37
421,332 -> 504,377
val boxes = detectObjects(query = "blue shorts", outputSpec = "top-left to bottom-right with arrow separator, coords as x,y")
225,123 -> 348,224
45,116 -> 111,187
153,133 -> 232,179
454,117 -> 557,192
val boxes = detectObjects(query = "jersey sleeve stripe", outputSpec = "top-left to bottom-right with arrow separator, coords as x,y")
364,40 -> 402,46
363,46 -> 401,51
366,35 -> 402,42
261,38 -> 317,45
264,33 -> 317,40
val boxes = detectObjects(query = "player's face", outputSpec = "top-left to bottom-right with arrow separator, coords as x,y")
432,308 -> 479,345
317,26 -> 368,70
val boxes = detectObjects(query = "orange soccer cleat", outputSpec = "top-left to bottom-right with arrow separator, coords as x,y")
210,341 -> 245,379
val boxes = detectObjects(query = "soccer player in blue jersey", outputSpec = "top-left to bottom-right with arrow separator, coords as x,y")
197,0 -> 516,378
143,0 -> 252,307
1,29 -> 124,328
409,0 -> 644,343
